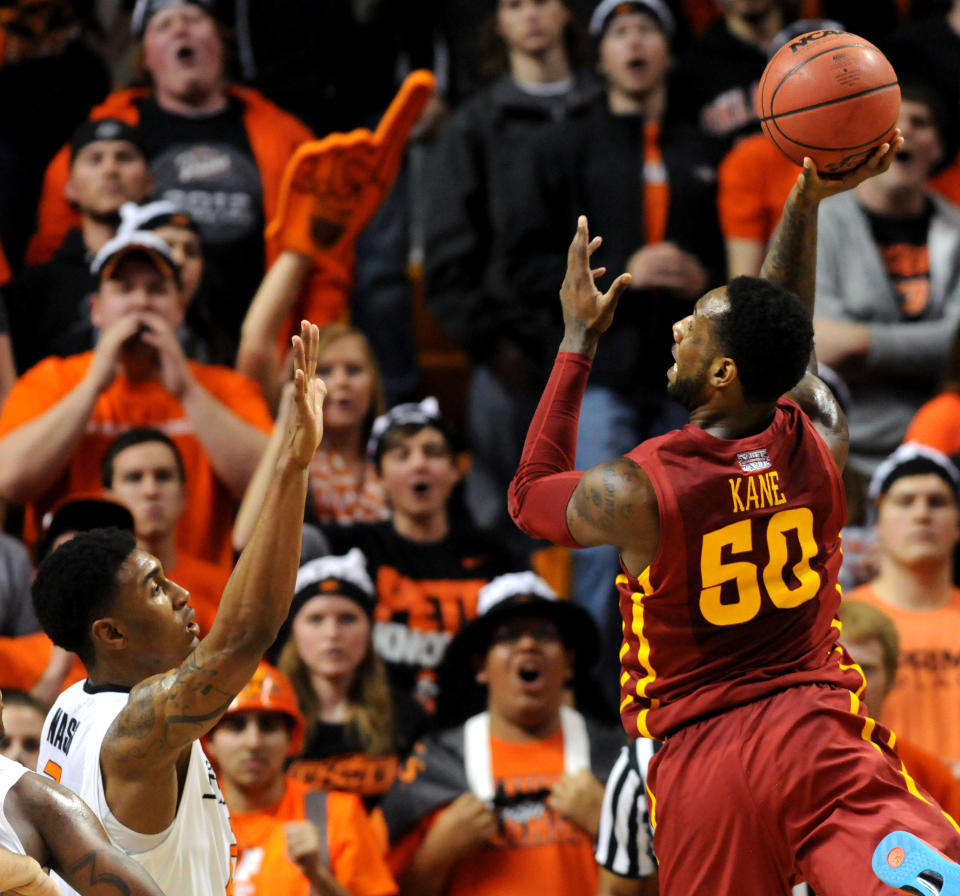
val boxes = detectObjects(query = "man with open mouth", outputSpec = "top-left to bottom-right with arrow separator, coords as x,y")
379,571 -> 626,896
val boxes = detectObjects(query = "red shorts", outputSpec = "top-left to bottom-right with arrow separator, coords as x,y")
647,683 -> 960,895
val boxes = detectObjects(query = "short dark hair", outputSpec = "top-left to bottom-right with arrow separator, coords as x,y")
101,428 -> 185,488
713,277 -> 813,402
1,689 -> 46,716
374,422 -> 458,473
898,76 -> 957,176
32,528 -> 137,667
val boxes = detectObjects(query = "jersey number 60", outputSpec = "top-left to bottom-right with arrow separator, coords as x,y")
699,507 -> 820,626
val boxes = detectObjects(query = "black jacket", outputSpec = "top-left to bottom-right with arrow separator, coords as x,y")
516,99 -> 726,391
424,71 -> 603,364
6,227 -> 94,373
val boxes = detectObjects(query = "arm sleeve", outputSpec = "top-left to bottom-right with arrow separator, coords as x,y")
507,352 -> 591,548
423,115 -> 498,359
0,632 -> 53,691
385,813 -> 435,881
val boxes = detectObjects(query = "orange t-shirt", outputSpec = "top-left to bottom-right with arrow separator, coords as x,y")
0,632 -> 85,695
718,134 -> 799,244
229,778 -> 396,896
905,392 -> 960,457
169,552 -> 231,637
845,584 -> 960,765
0,353 -> 273,572
389,730 -> 599,896
718,135 -> 960,245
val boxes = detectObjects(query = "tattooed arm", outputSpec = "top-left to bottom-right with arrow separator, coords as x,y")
99,322 -> 325,834
5,773 -> 166,896
566,459 -> 660,576
758,142 -> 901,470
759,143 -> 900,319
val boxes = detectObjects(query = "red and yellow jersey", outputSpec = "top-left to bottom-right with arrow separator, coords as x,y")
618,397 -> 863,740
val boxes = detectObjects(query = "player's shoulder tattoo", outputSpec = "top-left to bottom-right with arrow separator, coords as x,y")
573,457 -> 655,529
790,372 -> 848,441
111,650 -> 236,752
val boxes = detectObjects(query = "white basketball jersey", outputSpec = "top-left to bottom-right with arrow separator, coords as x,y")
38,681 -> 235,896
0,754 -> 28,856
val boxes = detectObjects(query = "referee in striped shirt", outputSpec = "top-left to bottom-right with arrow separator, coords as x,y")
595,738 -> 659,895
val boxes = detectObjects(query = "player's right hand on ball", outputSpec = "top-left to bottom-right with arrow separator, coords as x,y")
797,129 -> 903,202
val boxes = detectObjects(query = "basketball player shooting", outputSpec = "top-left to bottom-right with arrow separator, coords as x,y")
31,321 -> 325,896
508,135 -> 960,895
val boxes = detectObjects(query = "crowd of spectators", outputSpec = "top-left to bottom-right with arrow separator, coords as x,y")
0,0 -> 958,894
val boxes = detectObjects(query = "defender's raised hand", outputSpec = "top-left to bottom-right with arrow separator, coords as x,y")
559,216 -> 632,356
284,320 -> 325,467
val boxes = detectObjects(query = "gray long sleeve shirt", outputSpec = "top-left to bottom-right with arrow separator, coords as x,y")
815,190 -> 960,471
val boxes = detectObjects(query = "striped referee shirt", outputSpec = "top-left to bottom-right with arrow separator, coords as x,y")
595,738 -> 658,879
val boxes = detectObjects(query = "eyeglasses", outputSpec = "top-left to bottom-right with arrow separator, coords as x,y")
489,621 -> 562,645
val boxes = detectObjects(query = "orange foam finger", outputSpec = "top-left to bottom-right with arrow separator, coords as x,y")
371,69 -> 436,176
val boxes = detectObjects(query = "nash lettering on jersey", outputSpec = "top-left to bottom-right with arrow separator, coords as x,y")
729,472 -> 787,513
45,708 -> 79,755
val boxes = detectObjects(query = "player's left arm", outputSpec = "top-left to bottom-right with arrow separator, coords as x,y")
759,138 -> 902,471
509,217 -> 646,556
9,773 -> 168,896
100,323 -> 323,822
787,372 -> 849,471
759,137 -> 902,319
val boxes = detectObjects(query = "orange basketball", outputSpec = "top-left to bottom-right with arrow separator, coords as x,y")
757,29 -> 900,173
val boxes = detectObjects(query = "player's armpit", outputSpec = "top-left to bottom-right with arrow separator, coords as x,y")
785,373 -> 849,472
567,459 -> 660,567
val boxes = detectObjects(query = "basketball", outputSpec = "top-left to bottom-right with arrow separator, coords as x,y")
757,29 -> 900,173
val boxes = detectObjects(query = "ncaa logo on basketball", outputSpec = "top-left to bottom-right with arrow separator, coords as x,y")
736,449 -> 771,473
786,29 -> 842,53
